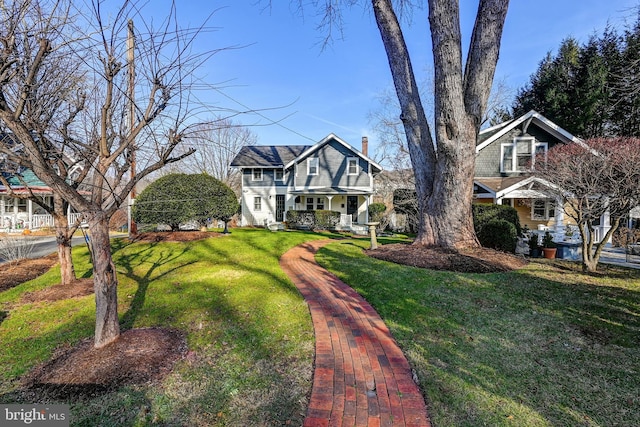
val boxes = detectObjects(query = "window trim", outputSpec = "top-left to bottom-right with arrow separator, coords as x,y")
253,196 -> 262,211
275,168 -> 284,181
307,158 -> 319,176
252,168 -> 263,181
531,199 -> 555,221
347,157 -> 359,176
316,197 -> 325,210
500,137 -> 548,173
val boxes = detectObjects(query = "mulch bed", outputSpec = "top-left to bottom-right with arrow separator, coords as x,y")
21,328 -> 187,400
367,243 -> 528,273
0,253 -> 58,292
132,230 -> 220,242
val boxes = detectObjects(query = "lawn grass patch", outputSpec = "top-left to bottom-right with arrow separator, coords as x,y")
316,239 -> 640,427
1,228 -> 326,426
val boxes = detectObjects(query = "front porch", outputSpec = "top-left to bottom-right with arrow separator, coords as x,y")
1,195 -> 82,232
474,176 -> 612,244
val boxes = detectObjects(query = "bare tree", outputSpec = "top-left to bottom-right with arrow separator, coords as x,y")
177,118 -> 257,195
534,138 -> 640,272
302,0 -> 510,249
0,0 -> 220,348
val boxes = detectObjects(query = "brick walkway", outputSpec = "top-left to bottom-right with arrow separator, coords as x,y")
280,240 -> 431,427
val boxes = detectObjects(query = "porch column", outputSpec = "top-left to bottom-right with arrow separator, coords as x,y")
326,195 -> 334,211
554,196 -> 565,236
27,200 -> 33,229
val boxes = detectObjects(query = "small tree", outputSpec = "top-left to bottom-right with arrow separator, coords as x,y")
534,137 -> 640,271
133,174 -> 238,231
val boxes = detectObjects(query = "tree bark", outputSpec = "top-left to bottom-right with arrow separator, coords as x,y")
53,194 -> 76,285
88,211 -> 120,348
55,219 -> 76,285
372,0 -> 509,249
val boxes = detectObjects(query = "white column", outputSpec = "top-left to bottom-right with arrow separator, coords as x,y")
326,195 -> 334,211
554,196 -> 565,236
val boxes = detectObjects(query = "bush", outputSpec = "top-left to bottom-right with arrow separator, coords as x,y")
286,210 -> 340,230
368,202 -> 387,223
472,203 -> 522,237
477,219 -> 518,253
133,173 -> 238,231
393,188 -> 418,232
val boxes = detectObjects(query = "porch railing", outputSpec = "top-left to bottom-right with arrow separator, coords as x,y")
4,212 -> 83,230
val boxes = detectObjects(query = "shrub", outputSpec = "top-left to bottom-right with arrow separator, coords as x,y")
368,202 -> 387,223
133,173 -> 238,231
393,188 -> 418,232
472,203 -> 522,237
286,210 -> 340,230
476,219 -> 518,253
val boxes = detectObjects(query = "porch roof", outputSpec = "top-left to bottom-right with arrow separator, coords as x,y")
290,187 -> 372,195
474,176 -> 557,199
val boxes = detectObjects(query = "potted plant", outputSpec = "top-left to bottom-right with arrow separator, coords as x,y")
542,231 -> 557,259
528,233 -> 541,258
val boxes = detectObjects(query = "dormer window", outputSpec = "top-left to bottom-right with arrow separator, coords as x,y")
347,157 -> 358,175
252,169 -> 263,181
501,137 -> 547,173
307,158 -> 318,176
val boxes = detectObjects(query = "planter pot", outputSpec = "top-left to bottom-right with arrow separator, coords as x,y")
530,248 -> 542,258
542,248 -> 557,259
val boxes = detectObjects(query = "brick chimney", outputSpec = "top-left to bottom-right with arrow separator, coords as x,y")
361,136 -> 368,156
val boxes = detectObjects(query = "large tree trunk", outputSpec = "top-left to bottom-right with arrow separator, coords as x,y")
373,0 -> 509,249
88,211 -> 120,348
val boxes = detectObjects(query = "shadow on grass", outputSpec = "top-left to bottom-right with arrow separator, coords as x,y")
116,242 -> 194,331
316,241 -> 640,426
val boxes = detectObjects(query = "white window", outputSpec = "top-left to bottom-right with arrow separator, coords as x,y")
307,158 -> 319,175
501,138 -> 548,173
532,199 -> 555,221
254,196 -> 262,211
347,157 -> 359,175
316,197 -> 325,210
252,169 -> 263,181
275,169 -> 284,181
306,197 -> 314,210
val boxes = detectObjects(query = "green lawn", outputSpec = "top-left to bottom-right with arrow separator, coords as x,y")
0,229 -> 327,426
316,239 -> 640,427
2,230 -> 639,426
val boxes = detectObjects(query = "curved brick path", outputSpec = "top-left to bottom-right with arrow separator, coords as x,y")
280,240 -> 431,427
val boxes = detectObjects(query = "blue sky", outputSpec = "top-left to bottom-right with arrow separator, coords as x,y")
169,1 -> 638,156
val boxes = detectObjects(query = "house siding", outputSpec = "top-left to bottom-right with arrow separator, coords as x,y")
241,168 -> 292,188
475,125 -> 566,177
294,140 -> 371,189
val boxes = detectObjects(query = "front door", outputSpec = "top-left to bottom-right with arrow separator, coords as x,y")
347,196 -> 358,222
275,195 -> 285,222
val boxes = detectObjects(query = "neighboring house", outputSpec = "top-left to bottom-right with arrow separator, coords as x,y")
473,110 -> 611,241
230,134 -> 382,228
1,135 -> 83,232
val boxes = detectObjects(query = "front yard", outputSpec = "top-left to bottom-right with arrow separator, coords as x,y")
0,229 -> 638,426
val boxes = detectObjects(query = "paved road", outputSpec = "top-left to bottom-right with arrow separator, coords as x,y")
0,233 -> 127,264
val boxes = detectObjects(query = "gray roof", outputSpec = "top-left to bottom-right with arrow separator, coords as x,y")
230,145 -> 311,167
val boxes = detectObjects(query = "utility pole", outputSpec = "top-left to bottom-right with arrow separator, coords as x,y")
127,19 -> 137,237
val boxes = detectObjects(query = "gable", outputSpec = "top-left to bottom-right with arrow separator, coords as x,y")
285,134 -> 382,174
475,111 -> 582,178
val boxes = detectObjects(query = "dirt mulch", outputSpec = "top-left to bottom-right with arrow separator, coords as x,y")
0,253 -> 58,292
22,328 -> 187,400
368,243 -> 528,273
132,230 -> 220,242
20,278 -> 94,303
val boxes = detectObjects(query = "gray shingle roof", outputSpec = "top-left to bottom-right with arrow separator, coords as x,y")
230,145 -> 311,167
